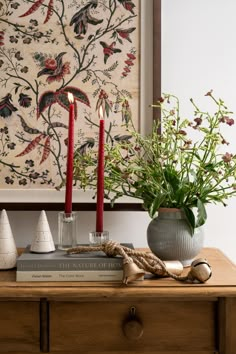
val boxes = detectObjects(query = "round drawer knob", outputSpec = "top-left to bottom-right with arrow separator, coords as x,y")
123,319 -> 143,340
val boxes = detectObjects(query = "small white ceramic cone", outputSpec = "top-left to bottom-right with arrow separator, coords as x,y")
30,210 -> 55,253
0,209 -> 18,269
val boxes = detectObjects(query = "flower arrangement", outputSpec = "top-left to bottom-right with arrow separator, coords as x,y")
74,91 -> 236,234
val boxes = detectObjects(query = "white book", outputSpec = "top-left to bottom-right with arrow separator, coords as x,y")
16,270 -> 124,282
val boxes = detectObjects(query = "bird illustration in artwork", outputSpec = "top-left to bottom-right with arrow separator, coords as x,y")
70,0 -> 103,39
100,41 -> 122,64
114,134 -> 132,142
74,138 -> 95,156
116,27 -> 136,43
37,52 -> 70,83
117,0 -> 135,14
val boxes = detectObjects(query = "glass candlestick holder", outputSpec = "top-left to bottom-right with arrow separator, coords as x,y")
58,211 -> 78,250
89,231 -> 109,245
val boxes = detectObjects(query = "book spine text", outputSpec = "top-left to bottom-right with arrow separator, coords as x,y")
17,261 -> 123,271
16,270 -> 123,282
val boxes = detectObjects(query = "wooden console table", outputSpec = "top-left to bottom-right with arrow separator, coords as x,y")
0,248 -> 235,354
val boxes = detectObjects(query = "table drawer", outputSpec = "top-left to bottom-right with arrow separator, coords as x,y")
0,301 -> 39,352
50,301 -> 215,352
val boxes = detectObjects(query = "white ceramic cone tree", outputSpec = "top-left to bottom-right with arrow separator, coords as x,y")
0,209 -> 18,269
30,210 -> 55,253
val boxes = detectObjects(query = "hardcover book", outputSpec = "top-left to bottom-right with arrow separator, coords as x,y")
16,244 -> 134,282
16,270 -> 124,282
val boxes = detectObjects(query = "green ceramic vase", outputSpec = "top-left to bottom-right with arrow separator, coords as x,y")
147,208 -> 204,267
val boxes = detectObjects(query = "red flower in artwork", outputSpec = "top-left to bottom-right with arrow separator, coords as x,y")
127,53 -> 136,60
47,62 -> 70,83
96,89 -> 112,119
44,58 -> 57,70
122,52 -> 136,77
124,60 -> 134,66
37,52 -> 70,84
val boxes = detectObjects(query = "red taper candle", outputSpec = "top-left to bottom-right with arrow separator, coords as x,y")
96,106 -> 105,232
65,93 -> 74,215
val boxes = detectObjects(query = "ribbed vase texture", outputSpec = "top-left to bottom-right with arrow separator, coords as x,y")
147,209 -> 204,267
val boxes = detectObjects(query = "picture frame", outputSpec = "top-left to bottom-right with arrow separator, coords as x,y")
0,0 -> 161,211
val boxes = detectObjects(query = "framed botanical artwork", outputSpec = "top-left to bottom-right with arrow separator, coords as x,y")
0,0 -> 161,210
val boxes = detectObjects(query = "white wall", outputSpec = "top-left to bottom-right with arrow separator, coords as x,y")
7,0 -> 236,263
162,0 -> 236,263
8,210 -> 150,248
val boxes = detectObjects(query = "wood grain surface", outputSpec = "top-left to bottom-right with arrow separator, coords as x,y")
50,301 -> 215,352
0,248 -> 235,354
0,302 -> 39,352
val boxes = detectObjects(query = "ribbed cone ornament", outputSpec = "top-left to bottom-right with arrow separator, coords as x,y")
30,210 -> 55,253
0,209 -> 18,269
122,258 -> 145,284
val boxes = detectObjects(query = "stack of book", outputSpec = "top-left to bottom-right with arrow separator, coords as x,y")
16,244 -> 134,282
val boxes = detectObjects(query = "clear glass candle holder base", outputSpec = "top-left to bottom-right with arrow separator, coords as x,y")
58,211 -> 78,250
89,231 -> 109,245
